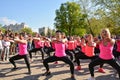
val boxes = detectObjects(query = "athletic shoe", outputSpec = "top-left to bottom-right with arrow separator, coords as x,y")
42,71 -> 51,76
98,68 -> 105,73
75,66 -> 81,70
71,75 -> 75,79
54,61 -> 58,64
28,69 -> 31,75
11,67 -> 18,71
88,77 -> 95,80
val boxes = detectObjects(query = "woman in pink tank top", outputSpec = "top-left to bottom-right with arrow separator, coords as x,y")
75,35 -> 104,71
55,42 -> 66,57
28,35 -> 45,61
9,33 -> 31,74
80,37 -> 86,53
65,36 -> 76,61
88,28 -> 120,80
67,40 -> 76,50
44,40 -> 51,47
43,30 -> 75,79
43,38 -> 52,57
18,42 -> 27,55
76,36 -> 81,49
34,39 -> 41,48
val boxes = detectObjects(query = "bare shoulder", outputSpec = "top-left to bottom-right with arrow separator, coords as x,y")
111,39 -> 115,43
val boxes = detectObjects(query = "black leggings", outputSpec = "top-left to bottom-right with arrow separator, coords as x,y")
76,46 -> 81,52
94,47 -> 100,55
9,54 -> 30,72
89,57 -> 120,78
75,51 -> 103,68
65,50 -> 74,61
43,56 -> 74,75
43,46 -> 55,57
29,48 -> 44,60
113,50 -> 120,59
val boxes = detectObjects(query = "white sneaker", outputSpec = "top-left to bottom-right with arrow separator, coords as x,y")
88,77 -> 95,80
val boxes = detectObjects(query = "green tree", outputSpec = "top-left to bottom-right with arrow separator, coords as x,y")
91,0 -> 120,35
46,28 -> 52,37
54,2 -> 86,36
51,29 -> 56,36
0,24 -> 5,33
0,24 -> 2,27
75,28 -> 86,36
40,32 -> 45,36
78,0 -> 96,35
77,0 -> 120,35
20,27 -> 33,34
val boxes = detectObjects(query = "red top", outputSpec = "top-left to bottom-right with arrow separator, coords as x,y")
67,41 -> 76,50
116,40 -> 120,52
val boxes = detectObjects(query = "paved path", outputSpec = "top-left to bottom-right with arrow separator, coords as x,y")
0,55 -> 120,80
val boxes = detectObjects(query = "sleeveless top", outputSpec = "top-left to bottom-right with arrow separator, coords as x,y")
18,43 -> 27,55
44,41 -> 51,47
55,43 -> 66,57
99,41 -> 114,60
34,40 -> 41,48
81,44 -> 86,53
85,42 -> 95,57
40,41 -> 44,48
67,41 -> 76,50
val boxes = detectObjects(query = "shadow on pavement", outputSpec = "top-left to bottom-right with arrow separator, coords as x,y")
0,73 -> 5,77
96,74 -> 119,80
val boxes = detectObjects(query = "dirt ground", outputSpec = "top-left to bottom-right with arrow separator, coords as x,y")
0,54 -> 120,80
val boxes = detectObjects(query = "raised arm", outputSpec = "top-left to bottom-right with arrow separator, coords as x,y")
14,39 -> 27,44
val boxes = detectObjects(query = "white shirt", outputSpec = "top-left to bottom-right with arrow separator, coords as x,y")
0,40 -> 3,49
3,40 -> 10,48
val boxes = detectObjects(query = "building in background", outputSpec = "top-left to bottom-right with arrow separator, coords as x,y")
39,27 -> 52,36
3,22 -> 28,32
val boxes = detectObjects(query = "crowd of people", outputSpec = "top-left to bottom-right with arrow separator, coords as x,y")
0,28 -> 120,80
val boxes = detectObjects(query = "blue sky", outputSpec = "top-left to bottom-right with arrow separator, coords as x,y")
0,0 -> 71,32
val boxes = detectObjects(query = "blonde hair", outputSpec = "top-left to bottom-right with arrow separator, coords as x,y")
86,34 -> 93,41
101,28 -> 111,39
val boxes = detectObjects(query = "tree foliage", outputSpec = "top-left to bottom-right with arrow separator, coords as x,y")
75,0 -> 120,36
91,0 -> 120,35
0,24 -> 5,33
20,27 -> 33,34
54,2 -> 86,36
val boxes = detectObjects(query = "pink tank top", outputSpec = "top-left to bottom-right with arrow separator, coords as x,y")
67,41 -> 76,50
85,43 -> 95,57
55,43 -> 66,57
34,40 -> 41,48
18,43 -> 27,55
116,40 -> 120,52
44,41 -> 51,47
40,41 -> 44,47
99,42 -> 114,60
